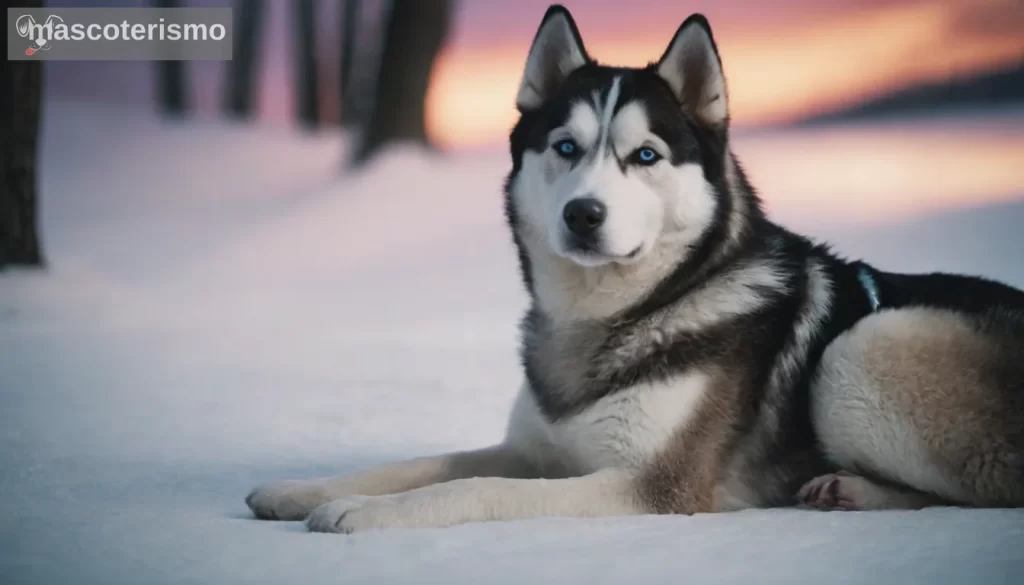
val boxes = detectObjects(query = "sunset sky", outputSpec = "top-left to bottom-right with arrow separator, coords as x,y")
32,1 -> 1024,244
427,0 -> 1024,146
43,0 -> 1023,149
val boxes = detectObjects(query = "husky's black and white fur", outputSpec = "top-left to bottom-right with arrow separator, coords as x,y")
247,6 -> 1024,532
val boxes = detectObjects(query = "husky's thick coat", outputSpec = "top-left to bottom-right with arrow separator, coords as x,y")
246,6 -> 1024,532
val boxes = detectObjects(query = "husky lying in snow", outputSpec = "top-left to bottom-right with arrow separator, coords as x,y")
246,5 -> 1024,533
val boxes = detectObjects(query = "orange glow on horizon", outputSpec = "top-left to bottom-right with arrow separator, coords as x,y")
734,121 -> 1024,222
425,1 -> 1024,148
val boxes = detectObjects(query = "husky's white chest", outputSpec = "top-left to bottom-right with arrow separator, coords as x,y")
506,372 -> 711,475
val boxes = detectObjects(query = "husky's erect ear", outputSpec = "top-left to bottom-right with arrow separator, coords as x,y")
656,14 -> 728,128
515,5 -> 589,112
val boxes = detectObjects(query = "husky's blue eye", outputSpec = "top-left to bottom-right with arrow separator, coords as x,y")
553,139 -> 578,158
636,148 -> 661,165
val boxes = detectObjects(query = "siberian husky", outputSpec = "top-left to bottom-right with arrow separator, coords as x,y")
246,5 -> 1024,533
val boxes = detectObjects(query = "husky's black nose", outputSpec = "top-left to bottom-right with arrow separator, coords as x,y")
563,198 -> 606,237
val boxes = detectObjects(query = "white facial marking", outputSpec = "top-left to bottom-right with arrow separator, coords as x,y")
557,101 -> 599,151
595,76 -> 622,159
611,102 -> 671,158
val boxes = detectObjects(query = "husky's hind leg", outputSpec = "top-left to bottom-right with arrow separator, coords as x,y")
797,471 -> 945,510
809,308 -> 1024,510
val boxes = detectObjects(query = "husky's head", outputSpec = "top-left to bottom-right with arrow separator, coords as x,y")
505,5 -> 756,321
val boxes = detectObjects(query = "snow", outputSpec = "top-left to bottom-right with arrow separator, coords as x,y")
2,100 -> 1023,585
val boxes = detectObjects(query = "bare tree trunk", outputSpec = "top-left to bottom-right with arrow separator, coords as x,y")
339,0 -> 362,128
156,60 -> 188,116
0,45 -> 45,269
225,0 -> 265,118
155,0 -> 188,116
355,0 -> 454,164
292,0 -> 320,129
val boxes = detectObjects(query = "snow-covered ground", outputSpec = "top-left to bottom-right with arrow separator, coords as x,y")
2,101 -> 1023,584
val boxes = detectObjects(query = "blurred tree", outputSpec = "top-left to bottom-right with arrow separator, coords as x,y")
292,0 -> 320,129
0,18 -> 45,269
338,0 -> 362,128
155,0 -> 188,116
355,0 -> 455,164
225,0 -> 265,118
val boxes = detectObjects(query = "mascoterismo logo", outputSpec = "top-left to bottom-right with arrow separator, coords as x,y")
15,14 -> 64,55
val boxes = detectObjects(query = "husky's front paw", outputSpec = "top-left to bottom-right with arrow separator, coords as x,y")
246,480 -> 330,521
306,495 -> 384,534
